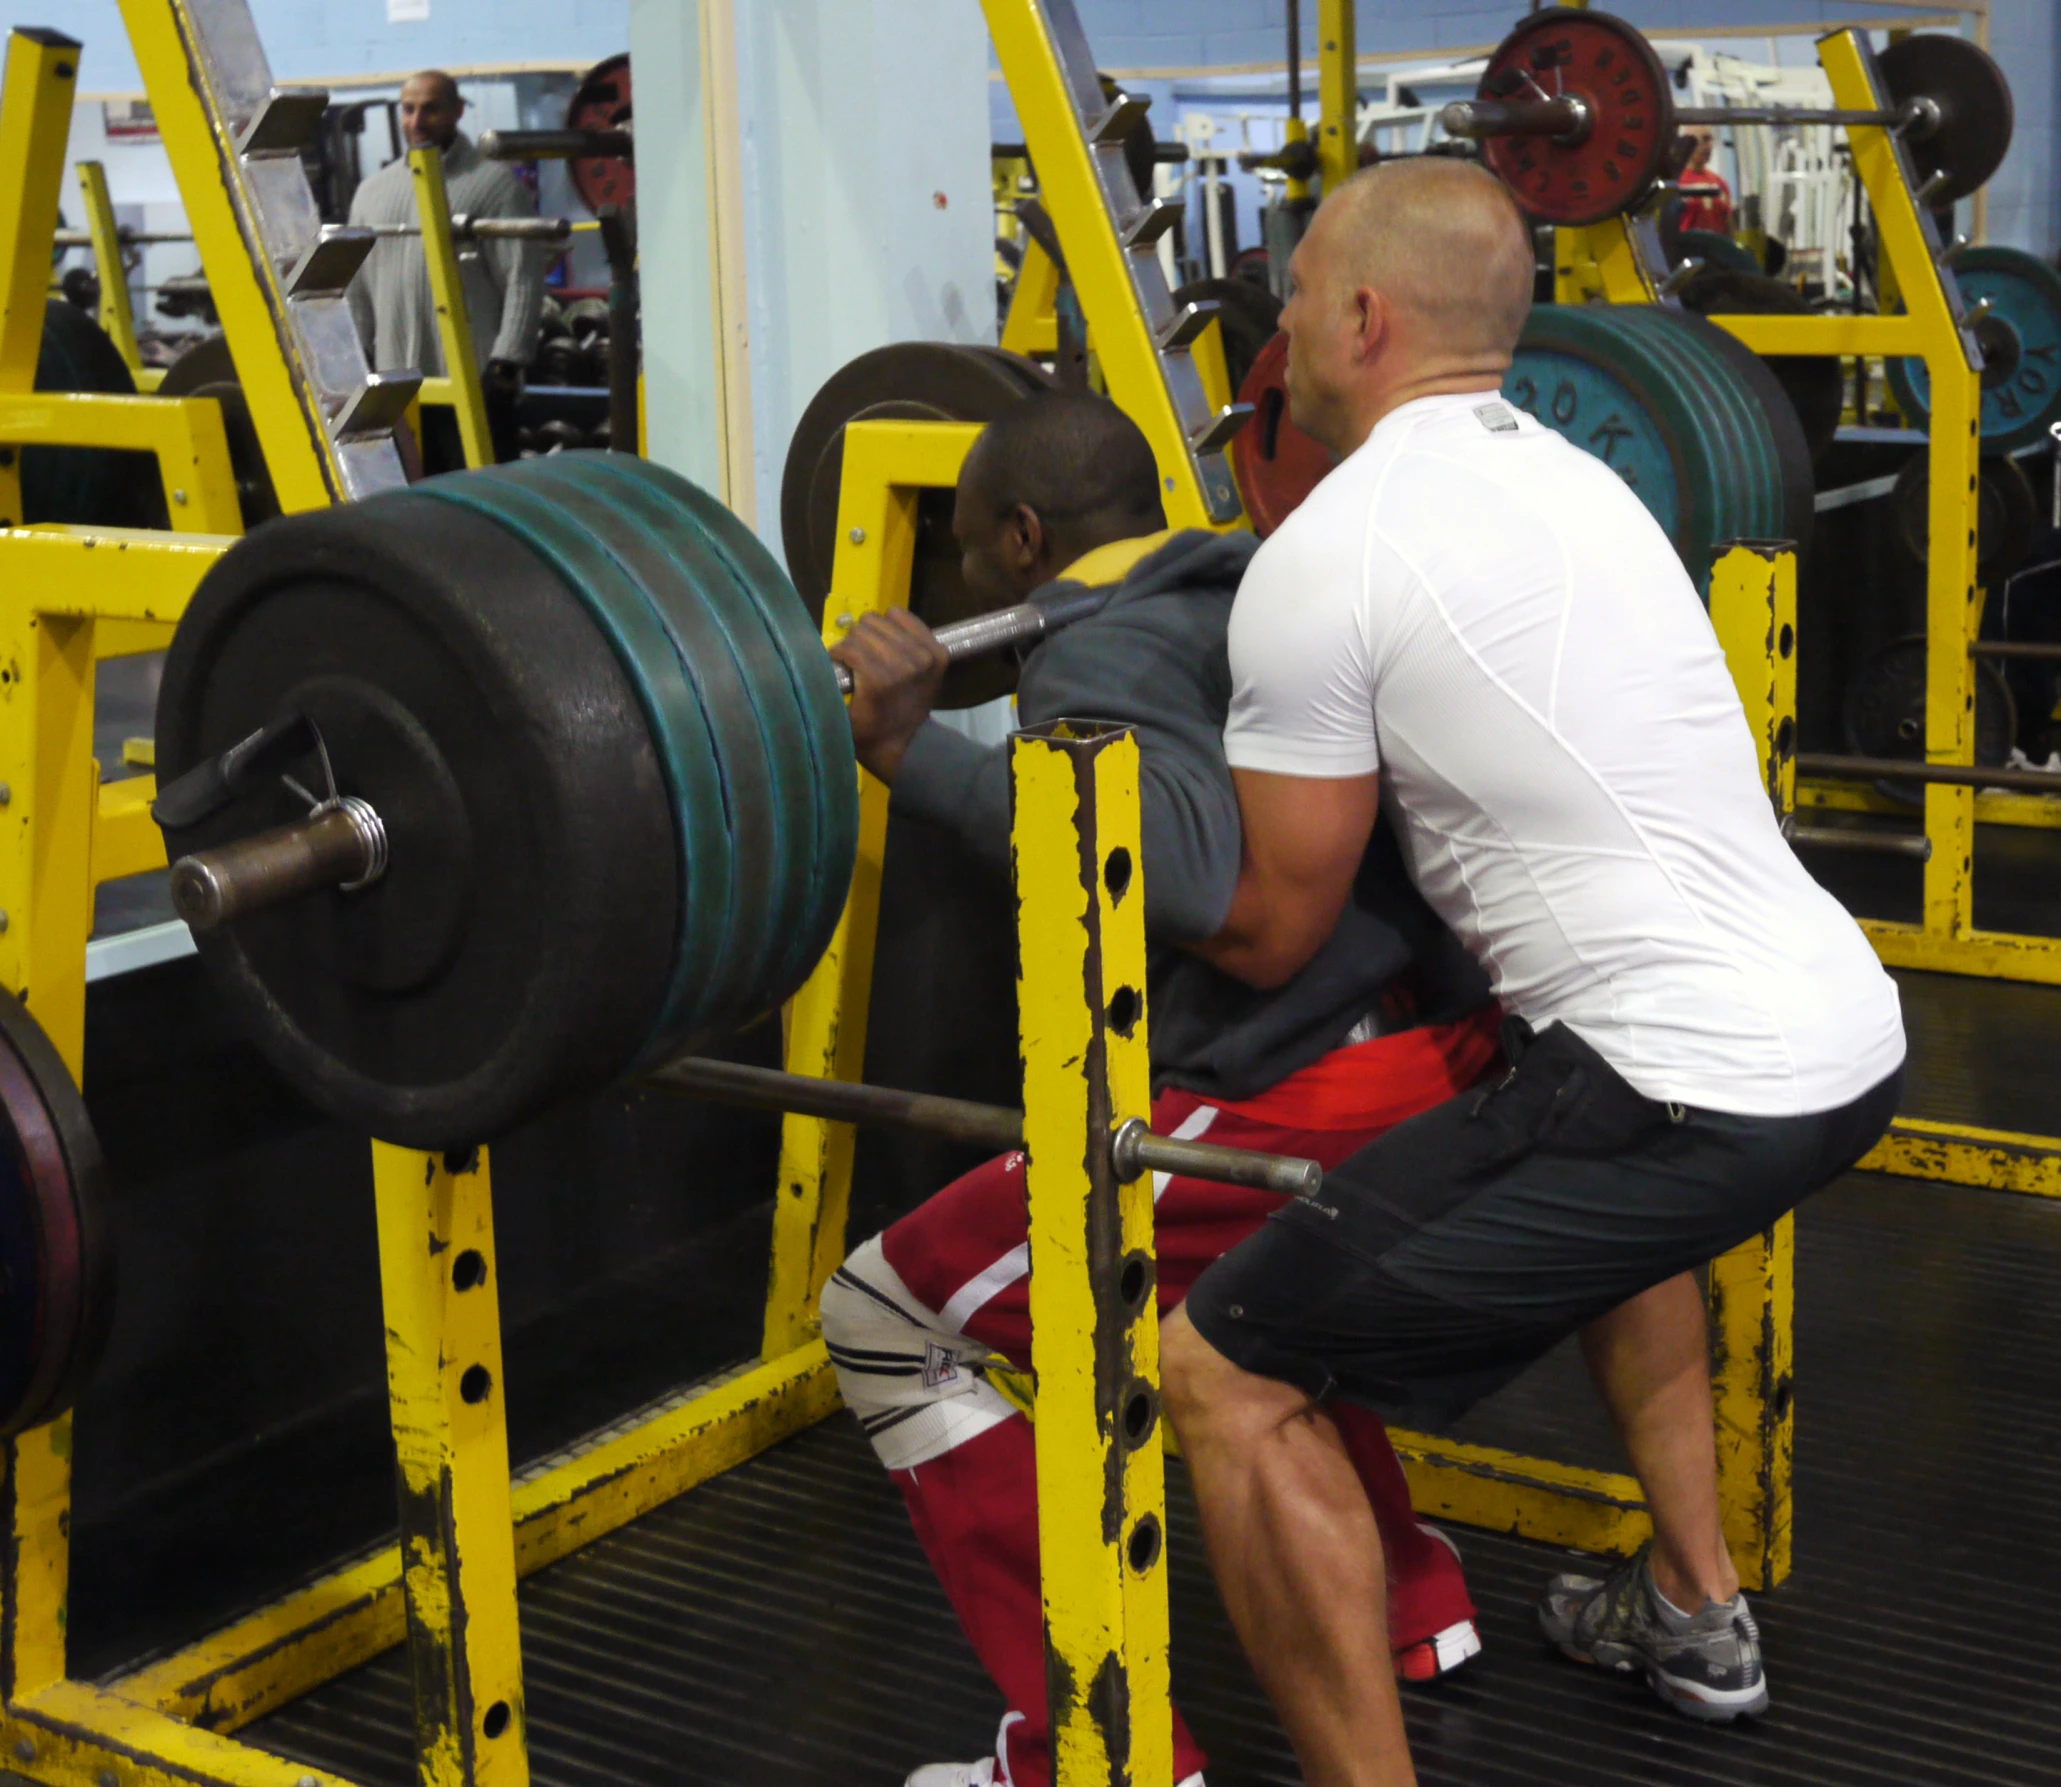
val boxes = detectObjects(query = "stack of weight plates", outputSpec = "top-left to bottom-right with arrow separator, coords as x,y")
1887,246 -> 2061,452
157,453 -> 858,1148
1505,303 -> 1815,595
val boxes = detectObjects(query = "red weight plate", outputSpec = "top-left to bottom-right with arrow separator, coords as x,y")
568,52 -> 634,215
1229,332 -> 1336,537
1478,8 -> 1674,227
0,987 -> 112,1439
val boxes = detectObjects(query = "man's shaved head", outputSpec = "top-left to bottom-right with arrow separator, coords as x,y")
1280,157 -> 1535,456
1324,159 -> 1535,360
400,70 -> 464,150
953,393 -> 1169,611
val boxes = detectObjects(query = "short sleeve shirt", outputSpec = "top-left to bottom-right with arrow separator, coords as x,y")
1223,391 -> 1904,1116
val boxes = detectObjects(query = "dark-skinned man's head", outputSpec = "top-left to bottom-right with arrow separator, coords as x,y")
400,70 -> 464,151
952,393 -> 1170,610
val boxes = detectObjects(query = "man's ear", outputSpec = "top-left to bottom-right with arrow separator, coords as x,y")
1007,503 -> 1045,571
1352,285 -> 1389,364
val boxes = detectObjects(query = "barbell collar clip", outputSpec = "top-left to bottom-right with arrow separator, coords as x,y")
169,797 -> 389,934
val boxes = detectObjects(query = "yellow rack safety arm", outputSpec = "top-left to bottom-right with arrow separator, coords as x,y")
411,147 -> 495,470
75,161 -> 144,376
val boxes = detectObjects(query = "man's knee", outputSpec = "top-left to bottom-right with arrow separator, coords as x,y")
821,1235 -> 1017,1472
1162,1304 -> 1308,1439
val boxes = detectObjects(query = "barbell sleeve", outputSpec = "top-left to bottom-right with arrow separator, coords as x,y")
479,127 -> 632,162
830,582 -> 1116,698
650,1056 -> 1324,1197
1439,97 -> 1591,143
169,799 -> 388,933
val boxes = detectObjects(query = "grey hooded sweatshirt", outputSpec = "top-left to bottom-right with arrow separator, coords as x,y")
890,529 -> 1487,1101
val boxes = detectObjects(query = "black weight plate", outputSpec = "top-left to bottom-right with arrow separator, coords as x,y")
22,301 -> 158,529
598,455 -> 860,1003
1172,277 -> 1283,396
489,455 -> 794,1040
416,472 -> 740,1050
1843,632 -> 2016,804
1891,449 -> 2037,587
157,493 -> 678,1149
779,343 -> 1057,709
0,987 -> 112,1440
1879,33 -> 2012,208
1678,267 -> 1844,467
160,333 -> 281,528
1667,304 -> 1818,557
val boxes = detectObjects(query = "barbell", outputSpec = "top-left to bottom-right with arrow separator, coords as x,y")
152,451 -> 1323,1208
1440,8 -> 2012,226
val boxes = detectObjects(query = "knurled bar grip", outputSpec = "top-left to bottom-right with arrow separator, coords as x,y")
651,1055 -> 1322,1197
831,583 -> 1113,698
169,800 -> 387,932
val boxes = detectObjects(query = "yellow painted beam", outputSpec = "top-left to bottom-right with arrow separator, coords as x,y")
0,32 -> 86,532
1394,1432 -> 1653,1560
1800,777 -> 2061,832
93,773 -> 164,887
0,391 -> 243,533
1000,235 -> 1064,360
1315,0 -> 1358,196
1862,1117 -> 2061,1198
1860,919 -> 2061,985
0,527 -> 223,623
763,420 -> 982,1355
411,147 -> 494,470
75,161 -> 143,377
1711,313 -> 1924,357
372,1141 -> 530,1784
8,1680 -> 354,1786
1013,720 -> 1171,1787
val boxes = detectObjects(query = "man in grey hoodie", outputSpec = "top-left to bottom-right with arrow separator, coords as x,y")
818,394 -> 1500,1787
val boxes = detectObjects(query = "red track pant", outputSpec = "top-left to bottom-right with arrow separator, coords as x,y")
820,1009 -> 1502,1787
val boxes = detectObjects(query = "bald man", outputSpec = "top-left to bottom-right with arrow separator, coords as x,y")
347,70 -> 546,467
820,393 -> 1505,1787
1158,160 -> 1903,1784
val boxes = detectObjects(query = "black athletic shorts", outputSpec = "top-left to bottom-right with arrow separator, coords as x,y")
1185,1017 -> 1902,1429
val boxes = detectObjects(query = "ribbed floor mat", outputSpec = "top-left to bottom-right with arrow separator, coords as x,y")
243,1169 -> 2061,1786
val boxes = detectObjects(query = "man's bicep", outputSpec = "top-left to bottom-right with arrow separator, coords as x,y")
1232,768 -> 1380,894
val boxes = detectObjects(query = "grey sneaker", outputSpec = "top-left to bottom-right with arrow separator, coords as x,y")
1538,1548 -> 1770,1722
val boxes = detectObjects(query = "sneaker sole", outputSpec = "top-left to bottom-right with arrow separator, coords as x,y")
1397,1619 -> 1482,1682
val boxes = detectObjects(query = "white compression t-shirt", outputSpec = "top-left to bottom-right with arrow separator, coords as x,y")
1223,390 -> 1904,1117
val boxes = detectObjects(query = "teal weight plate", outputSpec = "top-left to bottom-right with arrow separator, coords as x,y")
483,457 -> 791,1040
1888,246 -> 2061,453
1621,308 -> 1781,549
415,474 -> 737,1049
601,457 -> 860,992
1503,343 -> 1684,540
562,456 -> 851,1005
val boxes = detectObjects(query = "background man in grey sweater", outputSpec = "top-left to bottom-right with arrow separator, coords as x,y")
815,394 -> 1501,1787
345,70 -> 546,467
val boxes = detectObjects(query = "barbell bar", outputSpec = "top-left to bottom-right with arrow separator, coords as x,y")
1780,815 -> 1932,860
651,1055 -> 1322,1198
1796,752 -> 2061,796
480,127 -> 632,164
1438,95 -> 1938,143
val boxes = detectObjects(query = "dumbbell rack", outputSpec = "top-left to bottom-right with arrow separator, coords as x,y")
1559,27 -> 2061,1204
